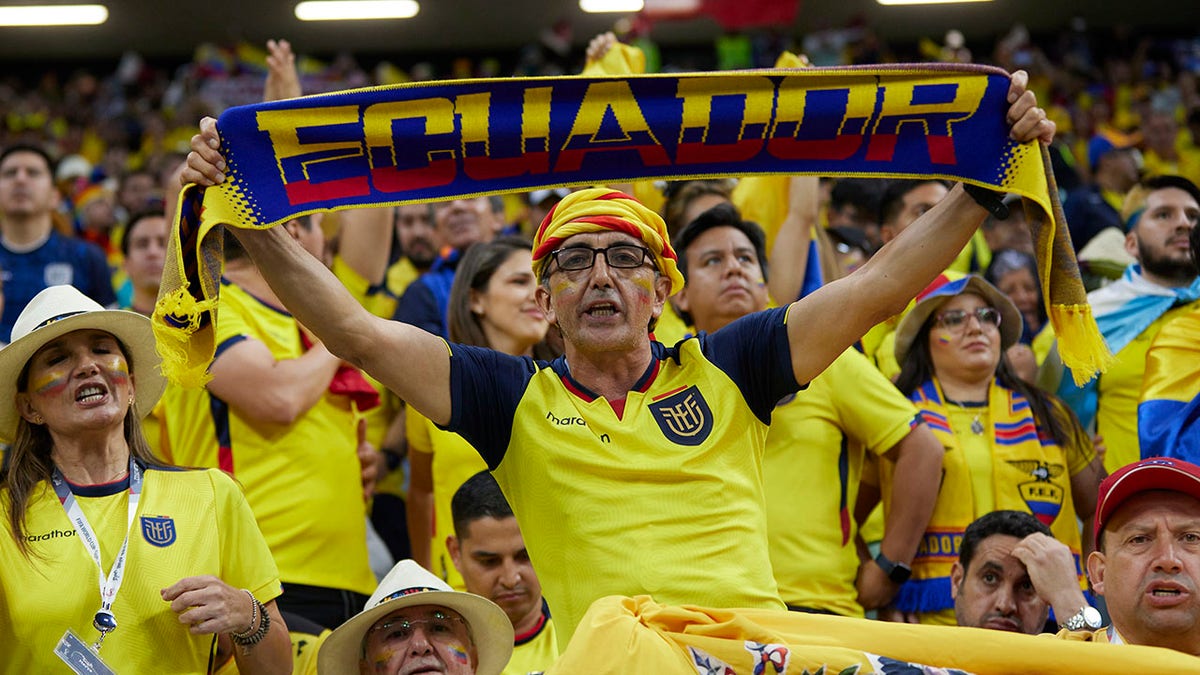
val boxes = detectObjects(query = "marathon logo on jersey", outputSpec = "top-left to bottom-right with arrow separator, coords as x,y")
24,528 -> 76,543
650,385 -> 713,446
140,515 -> 176,547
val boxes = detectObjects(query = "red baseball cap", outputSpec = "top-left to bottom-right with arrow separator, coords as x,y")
1095,457 -> 1200,542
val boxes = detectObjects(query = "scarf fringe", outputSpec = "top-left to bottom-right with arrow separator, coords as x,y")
152,286 -> 218,389
1048,302 -> 1114,386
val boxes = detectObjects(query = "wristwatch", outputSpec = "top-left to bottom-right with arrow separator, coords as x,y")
874,551 -> 912,584
1060,606 -> 1103,631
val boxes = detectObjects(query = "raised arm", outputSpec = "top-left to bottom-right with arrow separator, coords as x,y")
183,118 -> 454,424
784,70 -> 1054,385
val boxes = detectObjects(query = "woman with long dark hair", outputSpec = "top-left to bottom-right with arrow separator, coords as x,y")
880,274 -> 1105,625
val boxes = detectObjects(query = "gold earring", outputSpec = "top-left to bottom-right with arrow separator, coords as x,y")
30,413 -> 44,424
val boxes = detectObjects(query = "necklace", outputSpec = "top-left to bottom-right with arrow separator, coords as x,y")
944,396 -> 987,435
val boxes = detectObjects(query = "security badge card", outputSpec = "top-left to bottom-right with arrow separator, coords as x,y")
55,629 -> 116,675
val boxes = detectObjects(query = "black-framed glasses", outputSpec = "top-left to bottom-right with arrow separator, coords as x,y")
365,612 -> 468,647
935,307 -> 1002,333
551,244 -> 653,272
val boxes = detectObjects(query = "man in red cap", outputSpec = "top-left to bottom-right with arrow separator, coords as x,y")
1064,457 -> 1200,656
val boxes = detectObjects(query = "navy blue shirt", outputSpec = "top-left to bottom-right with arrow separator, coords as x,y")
1,230 -> 116,341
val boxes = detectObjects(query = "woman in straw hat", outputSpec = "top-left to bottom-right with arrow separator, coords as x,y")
877,273 -> 1105,626
0,285 -> 290,673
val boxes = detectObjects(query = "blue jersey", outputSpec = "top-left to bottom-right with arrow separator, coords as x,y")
1,230 -> 115,341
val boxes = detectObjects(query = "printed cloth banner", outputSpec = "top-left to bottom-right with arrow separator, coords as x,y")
548,595 -> 1200,674
155,63 -> 1109,387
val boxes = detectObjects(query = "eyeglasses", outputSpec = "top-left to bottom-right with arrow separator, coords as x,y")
365,612 -> 468,647
935,307 -> 1002,332
551,244 -> 653,272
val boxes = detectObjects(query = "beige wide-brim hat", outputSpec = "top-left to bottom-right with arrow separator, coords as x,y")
317,560 -> 514,675
0,285 -> 165,438
893,273 -> 1023,365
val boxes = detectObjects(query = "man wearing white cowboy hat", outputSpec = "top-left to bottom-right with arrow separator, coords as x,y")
318,559 -> 513,675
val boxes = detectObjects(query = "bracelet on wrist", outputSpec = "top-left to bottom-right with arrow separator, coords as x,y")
230,589 -> 270,647
962,182 -> 1010,220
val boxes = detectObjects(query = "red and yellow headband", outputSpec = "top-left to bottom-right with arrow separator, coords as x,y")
531,187 -> 685,295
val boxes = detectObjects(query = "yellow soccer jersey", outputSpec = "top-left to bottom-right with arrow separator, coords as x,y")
407,405 -> 488,591
447,306 -> 800,649
765,348 -> 919,617
0,465 -> 280,673
505,603 -> 559,675
164,280 -> 375,596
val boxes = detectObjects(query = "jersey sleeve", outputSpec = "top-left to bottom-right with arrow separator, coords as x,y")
698,305 -> 800,424
827,349 -> 921,457
210,469 -> 282,602
445,343 -> 538,470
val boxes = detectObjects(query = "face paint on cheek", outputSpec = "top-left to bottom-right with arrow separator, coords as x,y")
552,280 -> 572,295
31,370 -> 69,397
103,356 -> 130,383
632,277 -> 655,304
372,650 -> 397,673
447,642 -> 470,665
936,332 -> 953,345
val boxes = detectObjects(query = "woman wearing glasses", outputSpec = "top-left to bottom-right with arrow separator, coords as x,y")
874,273 -> 1105,625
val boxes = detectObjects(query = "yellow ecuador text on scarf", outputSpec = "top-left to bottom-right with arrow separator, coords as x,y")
156,64 -> 1109,387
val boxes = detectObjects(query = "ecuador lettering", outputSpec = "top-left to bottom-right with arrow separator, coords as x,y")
222,67 -> 1008,225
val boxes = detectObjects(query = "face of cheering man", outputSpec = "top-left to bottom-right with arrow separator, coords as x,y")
536,230 -> 670,356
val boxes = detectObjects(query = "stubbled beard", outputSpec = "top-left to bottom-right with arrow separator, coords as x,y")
1140,240 -> 1199,285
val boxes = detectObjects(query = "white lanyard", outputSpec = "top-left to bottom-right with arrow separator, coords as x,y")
51,458 -> 142,650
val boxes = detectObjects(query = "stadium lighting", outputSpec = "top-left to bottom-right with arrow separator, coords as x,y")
295,0 -> 419,21
877,0 -> 991,4
580,0 -> 645,13
0,4 -> 108,26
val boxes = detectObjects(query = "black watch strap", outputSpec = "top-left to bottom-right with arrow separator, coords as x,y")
962,182 -> 1011,220
874,551 -> 912,584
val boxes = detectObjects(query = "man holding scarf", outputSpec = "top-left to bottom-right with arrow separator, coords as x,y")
179,72 -> 1198,673
1042,175 -> 1200,472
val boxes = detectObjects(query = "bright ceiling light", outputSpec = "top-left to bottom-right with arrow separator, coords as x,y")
877,0 -> 991,4
0,4 -> 108,26
295,0 -> 419,21
580,0 -> 644,13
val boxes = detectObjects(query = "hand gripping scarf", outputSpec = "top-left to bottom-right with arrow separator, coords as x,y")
155,63 -> 1111,388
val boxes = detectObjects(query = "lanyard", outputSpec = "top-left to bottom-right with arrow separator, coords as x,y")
51,458 -> 142,650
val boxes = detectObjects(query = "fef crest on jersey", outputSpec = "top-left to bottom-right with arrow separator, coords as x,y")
140,515 -> 176,547
650,385 -> 714,446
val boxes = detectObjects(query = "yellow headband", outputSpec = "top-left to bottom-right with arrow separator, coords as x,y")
531,187 -> 685,295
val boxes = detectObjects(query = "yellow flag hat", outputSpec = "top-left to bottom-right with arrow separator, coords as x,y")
531,187 -> 685,295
